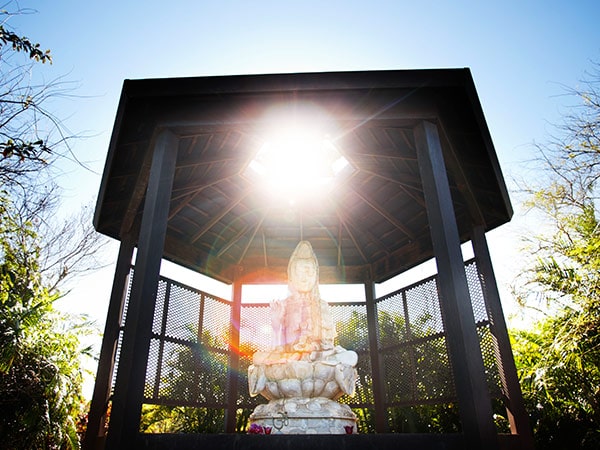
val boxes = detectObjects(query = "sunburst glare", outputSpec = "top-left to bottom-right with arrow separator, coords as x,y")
246,110 -> 354,202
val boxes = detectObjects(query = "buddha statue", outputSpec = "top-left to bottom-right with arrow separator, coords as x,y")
271,240 -> 337,353
247,241 -> 358,434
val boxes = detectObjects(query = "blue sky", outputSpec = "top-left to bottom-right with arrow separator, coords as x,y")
16,1 -> 598,202
8,1 -> 600,329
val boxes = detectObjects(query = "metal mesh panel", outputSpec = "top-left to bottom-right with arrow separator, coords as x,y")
120,267 -> 134,324
331,303 -> 370,351
239,303 -> 271,353
478,325 -> 503,397
144,338 -> 161,399
120,275 -> 233,408
331,303 -> 372,407
377,291 -> 407,347
237,360 -> 257,409
465,260 -> 503,397
405,278 -> 444,335
349,350 -> 374,405
382,346 -> 414,404
144,338 -> 229,405
378,276 -> 456,406
376,261 -> 507,407
413,337 -> 455,400
476,267 -> 513,399
465,260 -> 489,324
201,296 -> 231,351
110,258 -> 510,431
164,282 -> 201,341
238,303 -> 272,409
152,279 -> 167,335
111,268 -> 134,391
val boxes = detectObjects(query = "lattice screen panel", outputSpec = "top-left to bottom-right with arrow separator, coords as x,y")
110,268 -> 134,391
377,260 -> 504,408
405,277 -> 445,335
151,279 -> 167,335
112,258 -> 508,430
136,276 -> 232,407
465,260 -> 503,397
163,283 -> 201,341
377,281 -> 455,407
201,296 -> 231,351
238,303 -> 271,409
331,302 -> 372,408
239,303 -> 272,353
332,303 -> 370,352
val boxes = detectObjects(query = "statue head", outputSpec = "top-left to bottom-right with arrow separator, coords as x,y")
288,241 -> 319,294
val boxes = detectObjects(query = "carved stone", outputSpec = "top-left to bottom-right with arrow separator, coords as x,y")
248,241 -> 358,434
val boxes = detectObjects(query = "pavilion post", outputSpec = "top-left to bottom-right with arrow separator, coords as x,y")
364,277 -> 388,432
83,235 -> 134,450
105,129 -> 178,449
471,225 -> 534,449
414,120 -> 499,450
225,273 -> 243,432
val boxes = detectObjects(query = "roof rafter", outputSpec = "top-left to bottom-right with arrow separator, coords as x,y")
190,188 -> 254,244
349,185 -> 417,241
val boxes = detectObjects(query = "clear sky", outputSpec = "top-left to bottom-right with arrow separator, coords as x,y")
8,1 -> 600,332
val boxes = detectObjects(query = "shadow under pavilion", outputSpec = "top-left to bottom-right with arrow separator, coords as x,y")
84,69 -> 534,450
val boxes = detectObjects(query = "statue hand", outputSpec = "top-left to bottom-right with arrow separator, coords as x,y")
270,298 -> 284,319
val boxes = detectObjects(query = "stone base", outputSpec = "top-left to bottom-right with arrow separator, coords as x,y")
249,397 -> 357,434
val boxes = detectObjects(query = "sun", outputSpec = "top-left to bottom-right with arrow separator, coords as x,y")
246,105 -> 354,202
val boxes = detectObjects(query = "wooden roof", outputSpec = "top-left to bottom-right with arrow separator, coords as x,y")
94,69 -> 512,285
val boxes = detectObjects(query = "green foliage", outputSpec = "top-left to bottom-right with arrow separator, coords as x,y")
337,307 -> 463,433
140,405 -> 225,434
0,5 -> 68,186
0,6 -> 101,448
513,65 -> 600,448
512,309 -> 600,449
137,321 -> 230,434
0,194 -> 92,449
0,195 -> 54,373
387,403 -> 461,433
0,23 -> 51,63
136,286 -> 491,435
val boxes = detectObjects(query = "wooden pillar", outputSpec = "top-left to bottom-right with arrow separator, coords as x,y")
225,274 -> 243,432
82,236 -> 134,450
365,277 -> 388,432
414,121 -> 498,450
105,129 -> 178,449
471,225 -> 534,449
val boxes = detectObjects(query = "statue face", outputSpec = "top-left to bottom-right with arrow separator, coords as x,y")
291,259 -> 317,292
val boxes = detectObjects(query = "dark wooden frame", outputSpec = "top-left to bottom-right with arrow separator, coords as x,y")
85,70 -> 533,450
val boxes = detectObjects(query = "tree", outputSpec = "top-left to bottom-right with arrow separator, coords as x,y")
0,194 -> 94,449
12,185 -> 108,292
511,64 -> 600,449
0,4 -> 106,448
0,4 -> 66,188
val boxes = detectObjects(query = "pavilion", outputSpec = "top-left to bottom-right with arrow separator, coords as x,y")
84,69 -> 533,450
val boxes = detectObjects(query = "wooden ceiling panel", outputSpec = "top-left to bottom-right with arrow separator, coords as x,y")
95,69 -> 512,284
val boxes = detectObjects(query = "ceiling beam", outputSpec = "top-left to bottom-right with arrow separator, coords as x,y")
341,220 -> 369,264
359,168 -> 425,208
190,189 -> 253,244
349,185 -> 417,241
216,224 -> 250,258
437,122 -> 486,226
171,172 -> 242,199
236,212 -> 267,265
119,139 -> 157,237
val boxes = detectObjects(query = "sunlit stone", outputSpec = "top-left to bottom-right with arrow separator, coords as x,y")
248,241 -> 358,434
